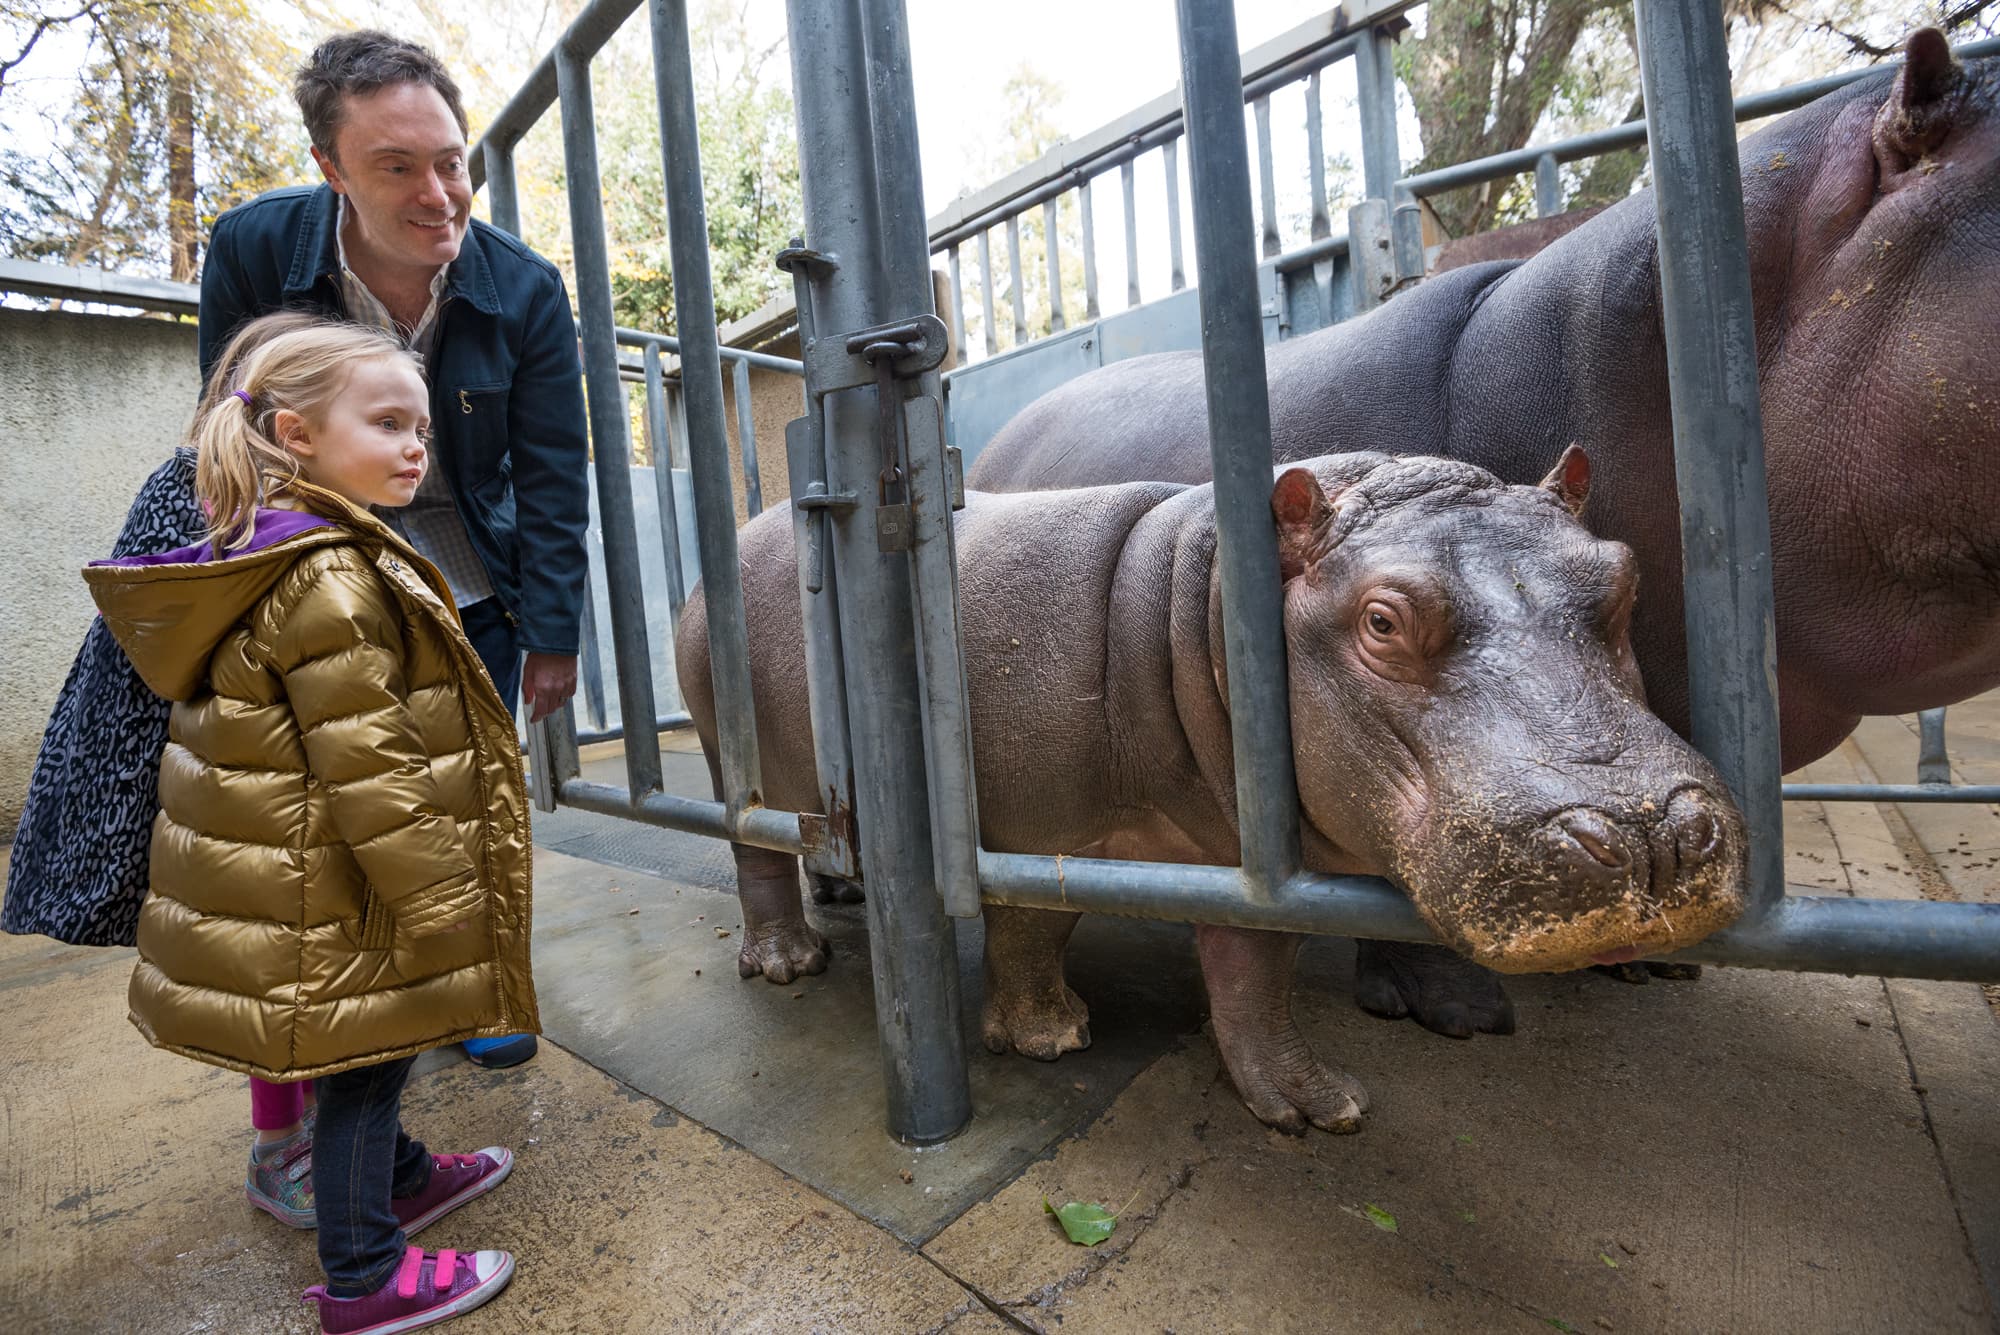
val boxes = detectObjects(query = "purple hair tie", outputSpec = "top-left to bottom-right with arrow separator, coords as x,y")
233,388 -> 254,408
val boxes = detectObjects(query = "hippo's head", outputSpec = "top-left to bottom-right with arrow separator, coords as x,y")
1270,450 -> 1748,974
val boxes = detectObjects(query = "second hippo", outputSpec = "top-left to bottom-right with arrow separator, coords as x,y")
676,449 -> 1748,1131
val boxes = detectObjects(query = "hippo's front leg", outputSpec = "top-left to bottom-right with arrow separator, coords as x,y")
731,843 -> 830,984
980,905 -> 1091,1060
1353,940 -> 1517,1039
1197,925 -> 1366,1135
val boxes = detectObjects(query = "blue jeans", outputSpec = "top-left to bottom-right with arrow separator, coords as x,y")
459,597 -> 521,718
314,1055 -> 430,1296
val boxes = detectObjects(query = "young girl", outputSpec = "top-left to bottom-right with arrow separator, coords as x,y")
7,309 -> 343,1222
86,314 -> 538,1334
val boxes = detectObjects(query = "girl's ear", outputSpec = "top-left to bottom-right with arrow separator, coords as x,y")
273,408 -> 313,459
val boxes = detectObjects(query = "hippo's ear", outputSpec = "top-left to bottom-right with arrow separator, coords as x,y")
1874,28 -> 1964,174
1271,467 -> 1339,580
1538,443 -> 1591,518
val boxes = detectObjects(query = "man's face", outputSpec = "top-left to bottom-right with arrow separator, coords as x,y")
313,81 -> 471,275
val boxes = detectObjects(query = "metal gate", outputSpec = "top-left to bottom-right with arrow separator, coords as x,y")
465,0 -> 2000,1144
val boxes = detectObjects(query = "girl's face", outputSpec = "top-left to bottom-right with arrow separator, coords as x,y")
278,357 -> 431,509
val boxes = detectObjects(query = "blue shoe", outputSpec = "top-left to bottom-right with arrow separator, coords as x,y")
462,1034 -> 538,1069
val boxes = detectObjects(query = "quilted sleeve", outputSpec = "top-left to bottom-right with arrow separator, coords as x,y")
268,554 -> 483,943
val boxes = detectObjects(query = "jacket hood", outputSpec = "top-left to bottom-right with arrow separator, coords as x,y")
84,486 -> 411,702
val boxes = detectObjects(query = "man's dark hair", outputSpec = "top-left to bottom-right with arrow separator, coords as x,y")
294,31 -> 469,161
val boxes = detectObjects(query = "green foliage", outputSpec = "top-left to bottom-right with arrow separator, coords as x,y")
1,0 -> 314,278
1044,1196 -> 1118,1247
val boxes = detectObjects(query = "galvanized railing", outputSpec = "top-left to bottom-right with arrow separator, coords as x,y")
13,0 -> 1998,1145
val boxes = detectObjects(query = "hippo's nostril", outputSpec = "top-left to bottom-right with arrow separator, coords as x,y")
1556,810 -> 1630,870
1665,790 -> 1725,869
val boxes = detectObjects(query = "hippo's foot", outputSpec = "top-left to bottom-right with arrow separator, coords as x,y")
1353,940 -> 1516,1039
981,981 -> 1092,1060
808,873 -> 865,906
737,921 -> 830,984
1199,925 -> 1367,1135
1592,959 -> 1703,985
980,905 -> 1090,1060
729,842 -> 831,984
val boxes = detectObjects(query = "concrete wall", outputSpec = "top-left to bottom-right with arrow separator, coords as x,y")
0,308 -> 201,839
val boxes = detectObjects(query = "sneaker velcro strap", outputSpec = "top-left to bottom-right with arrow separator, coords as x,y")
395,1247 -> 426,1300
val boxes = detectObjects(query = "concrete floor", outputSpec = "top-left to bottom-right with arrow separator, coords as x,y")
3,711 -> 1996,1332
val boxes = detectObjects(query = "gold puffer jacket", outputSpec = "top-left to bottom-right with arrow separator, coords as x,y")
85,485 -> 537,1080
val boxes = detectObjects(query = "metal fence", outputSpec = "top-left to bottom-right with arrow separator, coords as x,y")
8,0 -> 1998,1145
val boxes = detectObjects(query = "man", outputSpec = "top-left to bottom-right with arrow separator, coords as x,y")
201,31 -> 592,1069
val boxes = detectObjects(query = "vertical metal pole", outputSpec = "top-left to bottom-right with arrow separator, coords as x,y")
977,229 -> 998,356
1354,24 -> 1399,199
1173,0 -> 1300,899
1535,151 -> 1562,218
1254,94 -> 1279,258
947,243 -> 967,362
1918,708 -> 1950,785
1634,0 -> 1784,914
557,43 -> 662,796
578,569 -> 609,730
644,341 -> 687,629
1042,198 -> 1066,332
1305,70 -> 1335,324
1164,136 -> 1187,291
1006,212 -> 1028,342
788,0 -> 969,1143
483,141 -> 522,237
1121,159 -> 1141,307
732,356 -> 764,518
1078,179 -> 1100,320
481,134 -> 578,810
650,0 -> 763,813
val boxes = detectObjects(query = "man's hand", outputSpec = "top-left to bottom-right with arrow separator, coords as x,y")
522,652 -> 580,723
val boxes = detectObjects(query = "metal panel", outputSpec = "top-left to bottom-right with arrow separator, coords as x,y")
944,324 -> 1105,466
1635,0 -> 1785,914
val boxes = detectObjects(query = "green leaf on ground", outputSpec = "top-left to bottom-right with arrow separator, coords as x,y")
1044,1197 -> 1117,1246
1599,1252 -> 1619,1269
1456,1134 -> 1474,1145
1363,1203 -> 1398,1232
1547,1320 -> 1577,1333
1459,1210 -> 1477,1224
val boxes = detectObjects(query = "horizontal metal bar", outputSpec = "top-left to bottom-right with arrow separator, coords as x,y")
559,778 -> 808,856
573,712 -> 695,747
468,0 -> 644,183
923,5 -> 1412,244
0,257 -> 198,315
979,851 -> 2000,983
616,326 -> 804,375
1272,230 -> 1349,273
1783,784 -> 2000,804
1397,34 -> 2000,203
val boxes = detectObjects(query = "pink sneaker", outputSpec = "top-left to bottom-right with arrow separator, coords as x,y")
305,1246 -> 513,1335
393,1148 -> 514,1237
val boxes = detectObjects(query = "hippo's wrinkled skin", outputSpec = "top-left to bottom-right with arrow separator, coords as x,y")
677,452 -> 1749,1132
967,32 -> 2000,1036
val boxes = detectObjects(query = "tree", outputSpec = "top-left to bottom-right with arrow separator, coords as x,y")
0,0 -> 316,280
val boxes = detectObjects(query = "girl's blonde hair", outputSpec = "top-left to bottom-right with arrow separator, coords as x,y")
193,315 -> 420,549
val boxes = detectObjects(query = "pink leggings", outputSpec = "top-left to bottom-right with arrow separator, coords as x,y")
249,1076 -> 307,1131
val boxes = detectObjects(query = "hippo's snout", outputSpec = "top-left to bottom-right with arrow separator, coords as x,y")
1407,784 -> 1750,976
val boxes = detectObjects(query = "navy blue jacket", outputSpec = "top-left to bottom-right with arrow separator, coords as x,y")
198,184 -> 589,657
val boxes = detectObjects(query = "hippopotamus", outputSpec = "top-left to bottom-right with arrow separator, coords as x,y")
966,31 -> 2000,1037
677,450 -> 1749,1132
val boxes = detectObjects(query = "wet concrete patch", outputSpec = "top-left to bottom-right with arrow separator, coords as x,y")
528,839 -> 1206,1244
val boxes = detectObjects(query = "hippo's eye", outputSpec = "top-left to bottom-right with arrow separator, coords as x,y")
1368,611 -> 1394,636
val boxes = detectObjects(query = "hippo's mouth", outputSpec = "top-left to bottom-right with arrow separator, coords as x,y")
1398,787 -> 1750,975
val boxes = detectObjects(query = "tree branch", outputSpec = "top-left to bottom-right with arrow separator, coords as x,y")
0,1 -> 99,98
